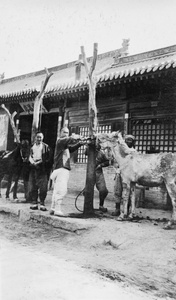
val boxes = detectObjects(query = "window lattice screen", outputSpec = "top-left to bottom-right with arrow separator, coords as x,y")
131,118 -> 176,153
77,125 -> 112,163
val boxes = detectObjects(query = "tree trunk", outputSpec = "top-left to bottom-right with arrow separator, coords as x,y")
83,143 -> 96,213
81,43 -> 98,215
31,68 -> 53,143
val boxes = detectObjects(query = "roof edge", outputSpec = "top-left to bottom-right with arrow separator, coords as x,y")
113,44 -> 176,67
1,44 -> 176,84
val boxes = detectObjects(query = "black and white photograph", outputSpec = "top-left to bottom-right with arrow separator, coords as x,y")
0,0 -> 176,299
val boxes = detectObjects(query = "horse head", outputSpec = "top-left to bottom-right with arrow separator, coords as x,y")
96,131 -> 136,164
96,132 -> 120,162
20,140 -> 30,162
96,131 -> 123,150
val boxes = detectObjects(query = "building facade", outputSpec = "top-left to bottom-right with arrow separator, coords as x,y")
0,43 -> 176,208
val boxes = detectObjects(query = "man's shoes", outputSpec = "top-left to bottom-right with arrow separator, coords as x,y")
54,210 -> 68,217
40,205 -> 47,211
99,206 -> 108,213
112,209 -> 120,216
30,204 -> 38,210
49,209 -> 68,217
49,209 -> 55,215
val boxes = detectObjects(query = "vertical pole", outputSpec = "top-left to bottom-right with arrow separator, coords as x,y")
124,113 -> 129,135
81,43 -> 98,215
57,116 -> 62,139
48,114 -> 62,191
54,114 -> 62,156
64,119 -> 69,128
14,119 -> 20,142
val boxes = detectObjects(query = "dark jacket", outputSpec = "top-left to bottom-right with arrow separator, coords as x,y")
85,146 -> 110,171
53,137 -> 82,171
96,149 -> 110,169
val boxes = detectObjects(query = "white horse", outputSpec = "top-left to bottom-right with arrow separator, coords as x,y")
97,131 -> 176,229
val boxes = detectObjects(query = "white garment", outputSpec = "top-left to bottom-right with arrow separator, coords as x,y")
30,143 -> 43,162
50,169 -> 61,182
50,168 -> 70,212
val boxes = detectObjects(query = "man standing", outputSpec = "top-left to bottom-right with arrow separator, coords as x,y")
50,127 -> 85,217
112,134 -> 136,216
29,132 -> 53,211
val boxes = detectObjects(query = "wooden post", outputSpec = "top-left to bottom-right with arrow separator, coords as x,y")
124,113 -> 129,135
81,43 -> 98,215
31,68 -> 53,144
54,115 -> 62,157
57,116 -> 62,139
47,114 -> 62,191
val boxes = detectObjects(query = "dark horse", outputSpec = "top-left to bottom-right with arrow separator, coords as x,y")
0,140 -> 30,201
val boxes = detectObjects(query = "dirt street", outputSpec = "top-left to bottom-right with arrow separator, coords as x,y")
0,211 -> 176,300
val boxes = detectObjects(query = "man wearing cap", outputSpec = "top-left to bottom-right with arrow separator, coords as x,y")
112,134 -> 136,216
50,127 -> 86,217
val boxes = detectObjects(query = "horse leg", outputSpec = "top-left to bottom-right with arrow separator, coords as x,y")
117,182 -> 131,221
128,183 -> 136,219
112,172 -> 122,216
12,173 -> 21,200
164,179 -> 176,229
6,175 -> 12,199
24,179 -> 29,201
13,179 -> 18,200
0,179 -> 2,198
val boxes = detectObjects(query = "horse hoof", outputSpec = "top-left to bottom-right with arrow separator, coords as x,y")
6,197 -> 10,201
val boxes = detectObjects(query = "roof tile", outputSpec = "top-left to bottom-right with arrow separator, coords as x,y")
1,45 -> 176,98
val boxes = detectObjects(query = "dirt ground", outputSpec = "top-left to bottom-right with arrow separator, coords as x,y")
0,204 -> 176,300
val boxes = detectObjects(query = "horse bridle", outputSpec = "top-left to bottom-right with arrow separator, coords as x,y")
98,138 -> 118,167
20,146 -> 29,162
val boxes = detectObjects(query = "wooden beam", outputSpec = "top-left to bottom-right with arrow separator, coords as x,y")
31,68 -> 53,143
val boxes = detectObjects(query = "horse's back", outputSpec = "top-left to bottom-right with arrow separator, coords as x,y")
134,152 -> 176,170
125,152 -> 176,186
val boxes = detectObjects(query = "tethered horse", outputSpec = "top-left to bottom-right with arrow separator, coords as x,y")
0,139 -> 30,201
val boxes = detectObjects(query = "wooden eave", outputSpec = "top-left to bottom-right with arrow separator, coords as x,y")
0,44 -> 176,103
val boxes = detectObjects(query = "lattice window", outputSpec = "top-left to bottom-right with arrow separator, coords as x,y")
131,118 -> 176,153
77,125 -> 112,163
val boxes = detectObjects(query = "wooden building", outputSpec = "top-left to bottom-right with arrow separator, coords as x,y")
0,43 -> 176,208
